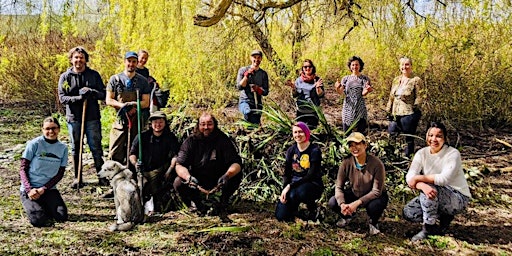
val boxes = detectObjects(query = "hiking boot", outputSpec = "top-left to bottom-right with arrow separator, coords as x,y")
411,224 -> 437,242
70,179 -> 84,189
336,216 -> 353,228
439,214 -> 454,235
101,188 -> 114,199
369,223 -> 380,235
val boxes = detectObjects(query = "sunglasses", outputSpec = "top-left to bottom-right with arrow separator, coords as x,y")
43,126 -> 59,131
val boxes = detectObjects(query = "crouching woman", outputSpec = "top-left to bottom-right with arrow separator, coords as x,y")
403,122 -> 471,241
19,117 -> 69,227
327,132 -> 388,235
275,122 -> 324,221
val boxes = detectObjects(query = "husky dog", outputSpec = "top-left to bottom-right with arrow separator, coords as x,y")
98,160 -> 143,231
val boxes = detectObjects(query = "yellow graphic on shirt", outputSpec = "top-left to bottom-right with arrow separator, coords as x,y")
299,154 -> 310,169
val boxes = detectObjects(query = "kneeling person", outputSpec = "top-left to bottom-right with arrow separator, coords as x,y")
328,132 -> 388,235
129,111 -> 180,214
174,113 -> 242,217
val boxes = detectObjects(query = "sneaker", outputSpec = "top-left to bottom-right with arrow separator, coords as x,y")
369,223 -> 380,235
336,217 -> 352,227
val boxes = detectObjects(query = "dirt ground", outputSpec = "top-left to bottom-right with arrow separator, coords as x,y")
0,100 -> 511,255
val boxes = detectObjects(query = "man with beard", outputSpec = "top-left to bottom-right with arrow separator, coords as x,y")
236,50 -> 269,125
106,51 -> 151,165
173,113 -> 242,219
58,46 -> 106,188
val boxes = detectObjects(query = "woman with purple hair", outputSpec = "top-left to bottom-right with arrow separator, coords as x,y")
275,122 -> 324,222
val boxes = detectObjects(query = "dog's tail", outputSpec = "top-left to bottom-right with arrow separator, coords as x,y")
109,222 -> 135,232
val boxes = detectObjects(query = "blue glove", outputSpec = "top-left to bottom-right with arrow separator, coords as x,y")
217,174 -> 229,187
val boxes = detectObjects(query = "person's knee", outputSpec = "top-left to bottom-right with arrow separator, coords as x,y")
54,206 -> 68,222
28,211 -> 49,227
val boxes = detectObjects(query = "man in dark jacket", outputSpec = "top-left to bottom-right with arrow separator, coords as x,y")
58,46 -> 106,188
174,113 -> 242,219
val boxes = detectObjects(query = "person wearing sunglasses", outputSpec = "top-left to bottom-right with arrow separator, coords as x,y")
286,59 -> 324,129
335,56 -> 373,135
19,117 -> 69,227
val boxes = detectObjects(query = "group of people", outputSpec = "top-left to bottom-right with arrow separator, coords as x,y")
276,122 -> 471,240
18,47 -> 471,242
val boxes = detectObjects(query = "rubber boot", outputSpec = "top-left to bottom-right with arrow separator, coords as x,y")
439,214 -> 455,235
411,224 -> 438,242
70,155 -> 84,189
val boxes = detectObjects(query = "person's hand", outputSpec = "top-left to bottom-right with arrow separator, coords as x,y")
334,79 -> 344,93
315,78 -> 323,88
407,176 -> 418,189
217,174 -> 229,187
362,82 -> 373,95
244,68 -> 255,77
250,84 -> 264,95
184,176 -> 199,189
340,203 -> 351,215
27,188 -> 40,200
279,185 -> 291,203
421,184 -> 438,199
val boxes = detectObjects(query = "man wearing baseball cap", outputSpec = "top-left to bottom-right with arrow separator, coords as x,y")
129,111 -> 180,214
236,49 -> 269,125
105,52 -> 152,171
327,132 -> 389,235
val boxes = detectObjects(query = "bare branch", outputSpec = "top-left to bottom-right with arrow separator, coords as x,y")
193,0 -> 233,27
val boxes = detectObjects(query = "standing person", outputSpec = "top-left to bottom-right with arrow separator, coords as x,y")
106,51 -> 151,166
286,59 -> 325,129
19,117 -> 69,227
136,50 -> 150,79
129,111 -> 180,214
403,122 -> 471,242
386,57 -> 424,157
334,56 -> 373,135
173,113 -> 243,219
328,132 -> 388,235
58,46 -> 106,188
236,50 -> 269,125
275,122 -> 324,222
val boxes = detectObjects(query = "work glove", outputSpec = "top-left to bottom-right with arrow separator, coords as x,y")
217,174 -> 229,188
184,176 -> 199,189
244,68 -> 255,77
250,84 -> 264,95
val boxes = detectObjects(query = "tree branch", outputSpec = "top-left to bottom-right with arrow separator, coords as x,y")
193,0 -> 233,27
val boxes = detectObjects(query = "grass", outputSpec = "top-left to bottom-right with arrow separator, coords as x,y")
0,103 -> 511,255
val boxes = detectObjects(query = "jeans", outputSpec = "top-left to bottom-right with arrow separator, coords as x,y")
328,189 -> 389,225
239,100 -> 261,125
67,120 -> 103,160
275,182 -> 324,222
388,110 -> 421,157
20,189 -> 68,227
403,185 -> 470,225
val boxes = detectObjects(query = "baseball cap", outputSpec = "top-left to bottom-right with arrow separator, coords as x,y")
250,50 -> 263,56
125,51 -> 138,59
149,111 -> 166,121
346,132 -> 366,143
